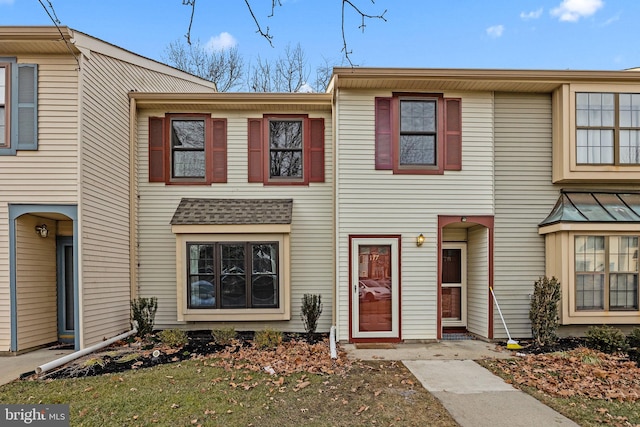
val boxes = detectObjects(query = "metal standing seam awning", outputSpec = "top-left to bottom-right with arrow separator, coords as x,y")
539,191 -> 640,228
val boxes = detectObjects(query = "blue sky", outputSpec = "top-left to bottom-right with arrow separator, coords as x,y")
1,0 -> 639,71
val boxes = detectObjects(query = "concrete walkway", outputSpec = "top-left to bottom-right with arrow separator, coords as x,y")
0,347 -> 74,385
344,341 -> 580,427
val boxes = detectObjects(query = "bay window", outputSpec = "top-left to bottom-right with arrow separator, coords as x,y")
575,235 -> 639,311
187,241 -> 279,309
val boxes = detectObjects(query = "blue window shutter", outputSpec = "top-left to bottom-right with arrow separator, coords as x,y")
13,63 -> 38,151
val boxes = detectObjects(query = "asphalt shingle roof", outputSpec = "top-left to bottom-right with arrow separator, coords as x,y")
170,198 -> 293,225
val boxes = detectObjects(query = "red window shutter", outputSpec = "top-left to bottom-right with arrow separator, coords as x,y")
209,118 -> 227,183
247,118 -> 264,183
375,97 -> 393,170
148,117 -> 165,182
444,98 -> 462,171
308,118 -> 325,183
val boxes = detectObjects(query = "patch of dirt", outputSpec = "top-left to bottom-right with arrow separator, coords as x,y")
41,331 -> 343,380
503,336 -> 588,355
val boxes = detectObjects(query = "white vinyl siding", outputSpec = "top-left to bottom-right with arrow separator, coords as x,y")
79,52 -> 221,347
335,90 -> 494,341
467,225 -> 489,337
0,56 -> 78,351
136,110 -> 334,333
493,92 -> 556,338
15,216 -> 58,350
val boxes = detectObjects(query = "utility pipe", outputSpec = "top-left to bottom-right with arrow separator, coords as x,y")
330,325 -> 337,359
36,322 -> 138,375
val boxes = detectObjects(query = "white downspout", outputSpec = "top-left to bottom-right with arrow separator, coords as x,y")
330,325 -> 337,359
36,322 -> 138,375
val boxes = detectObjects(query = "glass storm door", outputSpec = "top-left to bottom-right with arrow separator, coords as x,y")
57,237 -> 75,344
351,238 -> 399,339
441,243 -> 467,327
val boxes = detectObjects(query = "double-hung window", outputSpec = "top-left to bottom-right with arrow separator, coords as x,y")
148,114 -> 227,184
575,235 -> 639,311
0,60 -> 37,154
171,117 -> 206,180
399,99 -> 438,167
375,94 -> 462,174
576,92 -> 640,165
247,114 -> 325,185
0,63 -> 8,148
269,119 -> 303,179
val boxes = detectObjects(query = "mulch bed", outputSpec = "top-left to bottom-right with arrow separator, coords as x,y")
40,331 -> 337,380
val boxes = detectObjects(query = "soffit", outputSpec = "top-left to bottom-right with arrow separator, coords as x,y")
331,67 -> 640,93
0,26 -> 78,55
171,198 -> 294,226
132,93 -> 332,112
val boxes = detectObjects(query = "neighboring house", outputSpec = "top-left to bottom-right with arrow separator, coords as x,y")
0,26 -> 216,353
330,68 -> 640,342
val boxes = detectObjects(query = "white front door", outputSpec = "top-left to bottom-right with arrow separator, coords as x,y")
441,243 -> 467,328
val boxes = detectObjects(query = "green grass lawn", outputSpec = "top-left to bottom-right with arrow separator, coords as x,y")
0,358 -> 457,427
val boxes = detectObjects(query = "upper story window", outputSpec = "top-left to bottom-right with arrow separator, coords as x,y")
0,64 -> 8,148
0,60 -> 37,155
576,92 -> 640,165
148,114 -> 227,184
248,115 -> 325,185
171,118 -> 205,179
575,235 -> 639,311
269,119 -> 303,179
399,99 -> 437,167
375,94 -> 462,174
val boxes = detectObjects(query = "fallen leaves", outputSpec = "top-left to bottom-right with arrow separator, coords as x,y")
491,347 -> 640,401
201,339 -> 351,378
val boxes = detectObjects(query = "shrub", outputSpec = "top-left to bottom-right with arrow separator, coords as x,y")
627,327 -> 640,349
158,328 -> 188,348
586,325 -> 629,354
528,276 -> 561,347
212,327 -> 237,345
130,297 -> 158,337
254,328 -> 283,349
300,294 -> 323,335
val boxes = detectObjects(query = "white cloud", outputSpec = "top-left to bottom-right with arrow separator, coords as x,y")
551,0 -> 604,22
0,0 -> 15,4
520,8 -> 543,20
486,25 -> 504,38
204,32 -> 237,51
297,83 -> 314,93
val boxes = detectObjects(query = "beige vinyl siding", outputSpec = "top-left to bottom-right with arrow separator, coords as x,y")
493,92 -> 557,338
0,55 -> 79,351
15,216 -> 58,350
136,110 -> 334,333
467,225 -> 489,337
78,52 -> 220,347
335,90 -> 494,341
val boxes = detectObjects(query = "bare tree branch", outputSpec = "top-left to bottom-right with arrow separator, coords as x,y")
244,0 -> 274,47
182,0 -> 197,45
341,0 -> 387,66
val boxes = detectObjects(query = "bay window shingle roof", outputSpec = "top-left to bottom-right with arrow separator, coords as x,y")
170,198 -> 293,225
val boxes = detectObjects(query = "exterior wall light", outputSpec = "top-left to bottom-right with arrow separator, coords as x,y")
35,224 -> 49,238
416,233 -> 425,247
